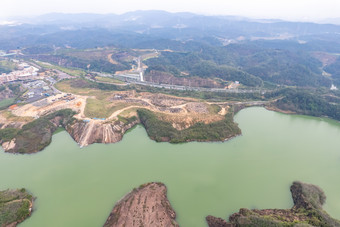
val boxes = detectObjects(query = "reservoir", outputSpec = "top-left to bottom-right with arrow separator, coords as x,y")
1,107 -> 340,227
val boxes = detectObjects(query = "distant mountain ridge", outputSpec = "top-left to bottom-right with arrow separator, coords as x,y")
8,10 -> 340,35
0,10 -> 339,52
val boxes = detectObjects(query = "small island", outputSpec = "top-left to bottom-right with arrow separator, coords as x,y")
0,188 -> 34,227
102,181 -> 340,227
103,182 -> 179,227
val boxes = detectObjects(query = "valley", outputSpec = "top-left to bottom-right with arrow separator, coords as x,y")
1,9 -> 340,227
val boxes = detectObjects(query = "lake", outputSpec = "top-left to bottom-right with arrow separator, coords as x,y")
1,107 -> 340,227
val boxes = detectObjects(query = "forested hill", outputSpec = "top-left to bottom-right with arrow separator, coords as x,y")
1,10 -> 340,50
271,89 -> 340,121
1,10 -> 339,88
144,44 -> 332,87
325,57 -> 340,86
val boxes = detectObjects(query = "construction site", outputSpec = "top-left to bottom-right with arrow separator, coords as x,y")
0,76 -> 238,149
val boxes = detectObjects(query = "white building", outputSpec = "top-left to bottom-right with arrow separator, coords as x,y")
0,65 -> 39,83
331,84 -> 338,91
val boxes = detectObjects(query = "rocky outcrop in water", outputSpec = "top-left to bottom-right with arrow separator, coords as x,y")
0,188 -> 34,227
103,182 -> 179,227
67,119 -> 139,147
207,181 -> 340,227
206,215 -> 232,227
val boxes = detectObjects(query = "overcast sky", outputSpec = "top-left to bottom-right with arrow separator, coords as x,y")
1,0 -> 340,22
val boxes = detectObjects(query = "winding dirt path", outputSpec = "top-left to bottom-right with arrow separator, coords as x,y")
107,105 -> 145,120
107,54 -> 118,65
107,98 -> 191,120
170,103 -> 188,114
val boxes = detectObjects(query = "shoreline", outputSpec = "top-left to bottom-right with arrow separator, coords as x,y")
2,105 -> 339,154
265,105 -> 297,115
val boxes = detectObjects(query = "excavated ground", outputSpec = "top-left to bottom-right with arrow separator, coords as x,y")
0,87 -> 238,151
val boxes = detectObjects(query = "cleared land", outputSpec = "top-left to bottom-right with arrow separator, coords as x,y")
95,76 -> 125,84
34,60 -> 86,77
0,98 -> 15,108
2,78 -> 237,131
54,79 -> 231,127
0,77 -> 251,152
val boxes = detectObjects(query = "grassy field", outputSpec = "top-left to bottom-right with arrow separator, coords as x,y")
84,98 -> 112,118
84,97 -> 141,119
1,110 -> 34,123
55,79 -> 108,97
95,76 -> 125,84
56,79 -> 134,118
0,98 -> 15,109
34,61 -> 86,77
0,60 -> 17,74
54,65 -> 86,77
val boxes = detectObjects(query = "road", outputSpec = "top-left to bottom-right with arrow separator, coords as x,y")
208,100 -> 270,105
95,73 -> 270,94
131,80 -> 269,94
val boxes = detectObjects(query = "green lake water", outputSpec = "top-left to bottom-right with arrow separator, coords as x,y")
1,107 -> 340,227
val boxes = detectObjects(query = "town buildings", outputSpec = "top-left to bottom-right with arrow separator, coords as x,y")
0,62 -> 39,83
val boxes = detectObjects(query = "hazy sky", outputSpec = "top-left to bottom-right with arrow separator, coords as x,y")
1,0 -> 340,22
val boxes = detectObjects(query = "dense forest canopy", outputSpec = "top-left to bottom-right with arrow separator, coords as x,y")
144,44 -> 331,87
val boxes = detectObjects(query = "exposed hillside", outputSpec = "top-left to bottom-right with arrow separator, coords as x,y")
67,117 -> 139,147
103,182 -> 179,227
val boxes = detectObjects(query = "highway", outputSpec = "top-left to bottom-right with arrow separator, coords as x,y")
96,72 -> 269,94
131,80 -> 269,94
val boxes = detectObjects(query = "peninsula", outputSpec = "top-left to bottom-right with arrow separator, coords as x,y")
0,78 -> 242,153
